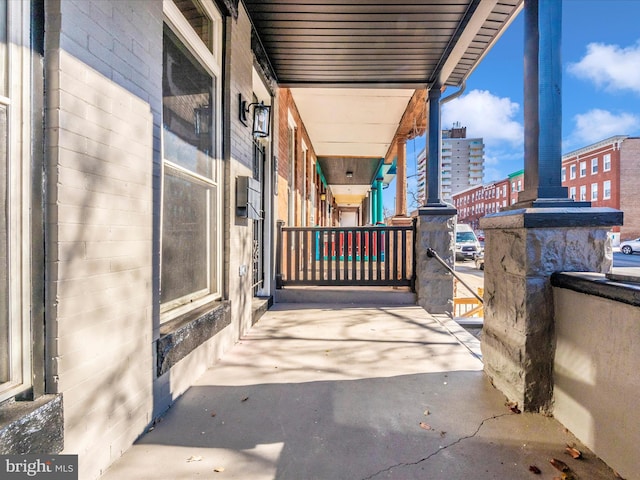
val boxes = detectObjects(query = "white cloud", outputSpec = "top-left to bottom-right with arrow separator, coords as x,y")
441,89 -> 524,147
569,108 -> 640,145
568,41 -> 640,94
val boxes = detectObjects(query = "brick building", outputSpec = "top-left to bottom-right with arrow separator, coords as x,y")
562,135 -> 640,241
453,177 -> 511,231
453,136 -> 640,242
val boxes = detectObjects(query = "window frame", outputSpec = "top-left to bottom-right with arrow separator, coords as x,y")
591,158 -> 598,175
160,0 -> 223,322
570,164 -> 576,180
603,180 -> 611,200
603,153 -> 611,172
591,182 -> 598,201
0,0 -> 32,403
569,186 -> 576,200
579,185 -> 587,201
579,161 -> 586,178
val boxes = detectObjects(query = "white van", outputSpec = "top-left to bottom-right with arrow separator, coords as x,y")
455,224 -> 481,261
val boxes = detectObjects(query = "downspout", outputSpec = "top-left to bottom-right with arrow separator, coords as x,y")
441,80 -> 466,105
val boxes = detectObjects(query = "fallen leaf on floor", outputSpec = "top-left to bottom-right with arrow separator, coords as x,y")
505,401 -> 521,413
211,412 -> 217,417
529,465 -> 541,474
550,458 -> 570,472
565,445 -> 582,459
424,409 -> 430,416
186,455 -> 203,462
214,467 -> 225,473
419,422 -> 432,430
440,431 -> 446,437
241,397 -> 249,402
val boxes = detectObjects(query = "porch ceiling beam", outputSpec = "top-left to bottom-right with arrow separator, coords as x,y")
384,89 -> 427,164
431,0 -> 499,87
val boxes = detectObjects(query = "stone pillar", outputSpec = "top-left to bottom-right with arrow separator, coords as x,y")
415,207 -> 457,314
395,137 -> 407,217
480,208 -> 622,413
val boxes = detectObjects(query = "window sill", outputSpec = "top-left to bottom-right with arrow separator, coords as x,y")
0,395 -> 63,454
156,300 -> 231,377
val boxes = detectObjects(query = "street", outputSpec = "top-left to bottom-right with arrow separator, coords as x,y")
613,251 -> 640,267
454,251 -> 640,294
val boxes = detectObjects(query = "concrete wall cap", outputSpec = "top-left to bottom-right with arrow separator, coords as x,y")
480,207 -> 623,230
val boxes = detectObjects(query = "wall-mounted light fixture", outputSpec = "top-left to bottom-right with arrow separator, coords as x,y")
346,171 -> 353,178
239,94 -> 271,137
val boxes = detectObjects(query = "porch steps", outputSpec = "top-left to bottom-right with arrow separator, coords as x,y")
275,286 -> 416,305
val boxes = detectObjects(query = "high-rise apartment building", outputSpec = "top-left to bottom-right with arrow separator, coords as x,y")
416,124 -> 485,204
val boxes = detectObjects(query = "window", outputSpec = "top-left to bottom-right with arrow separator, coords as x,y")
591,183 -> 598,201
1,0 -> 32,402
579,161 -> 586,177
603,153 -> 611,172
561,168 -> 566,182
603,180 -> 611,199
517,180 -> 522,191
161,0 -> 223,320
591,158 -> 598,174
569,186 -> 576,200
580,185 -> 587,201
570,164 -> 576,179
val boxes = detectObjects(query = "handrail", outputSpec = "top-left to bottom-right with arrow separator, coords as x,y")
426,248 -> 483,304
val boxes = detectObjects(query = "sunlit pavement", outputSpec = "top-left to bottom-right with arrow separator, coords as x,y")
100,302 -> 619,480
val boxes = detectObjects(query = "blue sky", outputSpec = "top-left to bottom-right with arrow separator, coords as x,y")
389,0 -> 640,213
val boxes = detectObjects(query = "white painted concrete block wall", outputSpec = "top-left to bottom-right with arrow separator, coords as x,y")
554,288 -> 640,480
227,5 -> 256,339
45,1 -> 161,478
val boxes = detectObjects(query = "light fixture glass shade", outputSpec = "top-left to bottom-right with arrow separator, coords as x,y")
252,102 -> 271,137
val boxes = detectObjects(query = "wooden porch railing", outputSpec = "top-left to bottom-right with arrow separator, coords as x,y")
276,221 -> 416,289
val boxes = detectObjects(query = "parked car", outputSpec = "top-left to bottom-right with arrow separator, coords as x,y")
455,224 -> 482,261
620,237 -> 640,255
474,250 -> 484,270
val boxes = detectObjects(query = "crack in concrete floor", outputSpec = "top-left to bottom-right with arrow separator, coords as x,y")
360,413 -> 513,480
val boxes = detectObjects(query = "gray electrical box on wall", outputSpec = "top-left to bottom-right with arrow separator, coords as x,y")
236,176 -> 261,219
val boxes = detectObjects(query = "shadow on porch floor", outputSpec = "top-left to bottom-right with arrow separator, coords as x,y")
100,303 -> 619,480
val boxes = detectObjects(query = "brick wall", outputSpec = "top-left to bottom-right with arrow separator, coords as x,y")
620,138 -> 640,239
276,88 -> 318,225
45,1 -> 160,478
226,4 -> 255,342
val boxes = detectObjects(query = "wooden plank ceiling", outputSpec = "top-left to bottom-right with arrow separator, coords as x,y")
244,0 -> 522,88
244,0 -> 523,206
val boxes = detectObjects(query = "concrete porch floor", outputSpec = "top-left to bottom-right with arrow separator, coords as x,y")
100,302 -> 619,480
